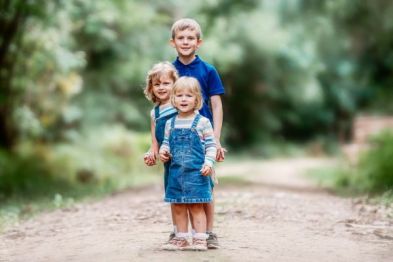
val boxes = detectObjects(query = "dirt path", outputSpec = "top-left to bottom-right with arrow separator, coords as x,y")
1,158 -> 393,262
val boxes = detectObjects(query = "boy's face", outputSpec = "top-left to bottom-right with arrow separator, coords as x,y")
170,29 -> 202,58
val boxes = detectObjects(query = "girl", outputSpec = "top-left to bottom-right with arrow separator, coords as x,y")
143,61 -> 179,240
159,76 -> 217,251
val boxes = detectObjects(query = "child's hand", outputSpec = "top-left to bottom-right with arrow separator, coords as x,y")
215,142 -> 227,162
159,149 -> 171,163
201,165 -> 212,176
143,152 -> 156,166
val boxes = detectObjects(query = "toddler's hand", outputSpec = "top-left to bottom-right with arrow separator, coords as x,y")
159,149 -> 171,163
143,152 -> 156,166
201,165 -> 212,176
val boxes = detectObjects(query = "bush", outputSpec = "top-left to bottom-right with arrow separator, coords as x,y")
357,131 -> 393,192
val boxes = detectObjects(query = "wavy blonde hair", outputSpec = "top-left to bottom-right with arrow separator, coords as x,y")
171,76 -> 203,111
144,62 -> 179,103
171,18 -> 202,40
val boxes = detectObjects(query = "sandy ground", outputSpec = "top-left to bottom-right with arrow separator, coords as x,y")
1,157 -> 393,262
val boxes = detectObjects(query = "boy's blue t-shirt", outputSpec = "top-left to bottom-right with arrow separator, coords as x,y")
173,55 -> 225,124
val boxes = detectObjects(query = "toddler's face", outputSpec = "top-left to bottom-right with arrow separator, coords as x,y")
173,89 -> 197,115
152,74 -> 174,103
171,29 -> 201,58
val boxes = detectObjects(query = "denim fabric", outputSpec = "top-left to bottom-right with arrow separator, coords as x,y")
165,114 -> 212,203
154,106 -> 177,192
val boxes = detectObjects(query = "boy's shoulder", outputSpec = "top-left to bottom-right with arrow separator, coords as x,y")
197,56 -> 216,68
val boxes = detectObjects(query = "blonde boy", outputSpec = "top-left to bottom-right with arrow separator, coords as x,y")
170,18 -> 225,249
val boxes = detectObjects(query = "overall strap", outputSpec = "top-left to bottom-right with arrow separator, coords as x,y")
154,105 -> 160,120
170,116 -> 176,129
191,114 -> 201,129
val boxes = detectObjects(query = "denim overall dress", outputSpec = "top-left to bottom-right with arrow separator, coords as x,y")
154,106 -> 177,192
165,114 -> 212,203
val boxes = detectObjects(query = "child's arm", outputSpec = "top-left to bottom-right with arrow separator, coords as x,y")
159,121 -> 171,163
201,118 -> 217,176
144,116 -> 158,166
210,95 -> 226,162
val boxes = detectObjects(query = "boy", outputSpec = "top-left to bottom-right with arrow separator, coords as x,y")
170,18 -> 226,249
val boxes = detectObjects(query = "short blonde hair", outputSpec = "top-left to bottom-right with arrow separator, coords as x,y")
171,77 -> 203,111
144,62 -> 179,103
171,18 -> 202,40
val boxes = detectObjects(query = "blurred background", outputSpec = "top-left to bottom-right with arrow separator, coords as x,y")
1,0 -> 393,227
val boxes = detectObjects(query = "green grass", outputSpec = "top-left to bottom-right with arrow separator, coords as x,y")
308,131 -> 393,202
217,175 -> 253,187
0,127 -> 161,232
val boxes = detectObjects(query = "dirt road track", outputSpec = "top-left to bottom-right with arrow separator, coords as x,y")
1,158 -> 392,261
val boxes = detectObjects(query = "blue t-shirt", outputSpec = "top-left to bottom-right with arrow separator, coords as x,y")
173,55 -> 225,124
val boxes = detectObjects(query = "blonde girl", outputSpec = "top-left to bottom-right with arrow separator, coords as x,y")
160,77 -> 216,251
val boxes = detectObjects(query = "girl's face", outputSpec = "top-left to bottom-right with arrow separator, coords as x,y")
173,88 -> 197,115
152,74 -> 174,103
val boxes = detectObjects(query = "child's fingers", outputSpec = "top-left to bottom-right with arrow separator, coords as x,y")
200,166 -> 211,176
216,147 -> 226,162
160,155 -> 169,162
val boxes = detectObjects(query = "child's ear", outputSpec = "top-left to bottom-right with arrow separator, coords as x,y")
170,39 -> 175,48
196,39 -> 203,48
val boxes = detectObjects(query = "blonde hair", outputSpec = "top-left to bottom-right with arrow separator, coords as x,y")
171,77 -> 203,111
171,18 -> 202,40
144,62 -> 179,103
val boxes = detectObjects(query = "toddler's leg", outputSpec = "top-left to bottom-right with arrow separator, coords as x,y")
172,204 -> 188,233
161,204 -> 190,251
188,204 -> 207,233
188,204 -> 208,251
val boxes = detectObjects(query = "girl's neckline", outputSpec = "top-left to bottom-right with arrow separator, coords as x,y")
158,102 -> 172,107
177,112 -> 197,119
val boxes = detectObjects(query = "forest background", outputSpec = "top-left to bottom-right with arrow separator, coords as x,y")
1,0 -> 393,228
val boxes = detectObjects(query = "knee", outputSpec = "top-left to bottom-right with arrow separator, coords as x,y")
188,203 -> 204,214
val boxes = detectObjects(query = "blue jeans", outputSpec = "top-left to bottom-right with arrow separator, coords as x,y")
154,106 -> 177,192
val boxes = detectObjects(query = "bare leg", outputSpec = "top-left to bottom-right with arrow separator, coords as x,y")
189,209 -> 195,231
204,190 -> 215,232
170,204 -> 176,231
161,204 -> 190,250
188,204 -> 207,233
172,204 -> 188,233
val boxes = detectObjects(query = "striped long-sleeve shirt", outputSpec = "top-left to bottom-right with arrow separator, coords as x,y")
150,103 -> 177,122
160,114 -> 216,167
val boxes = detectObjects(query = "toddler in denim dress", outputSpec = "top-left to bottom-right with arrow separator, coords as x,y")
160,77 -> 216,251
143,61 -> 179,240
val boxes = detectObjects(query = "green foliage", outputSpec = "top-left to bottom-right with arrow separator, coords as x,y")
3,0 -> 393,149
2,1 -> 393,220
0,129 -> 158,230
357,131 -> 393,192
311,131 -> 393,195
